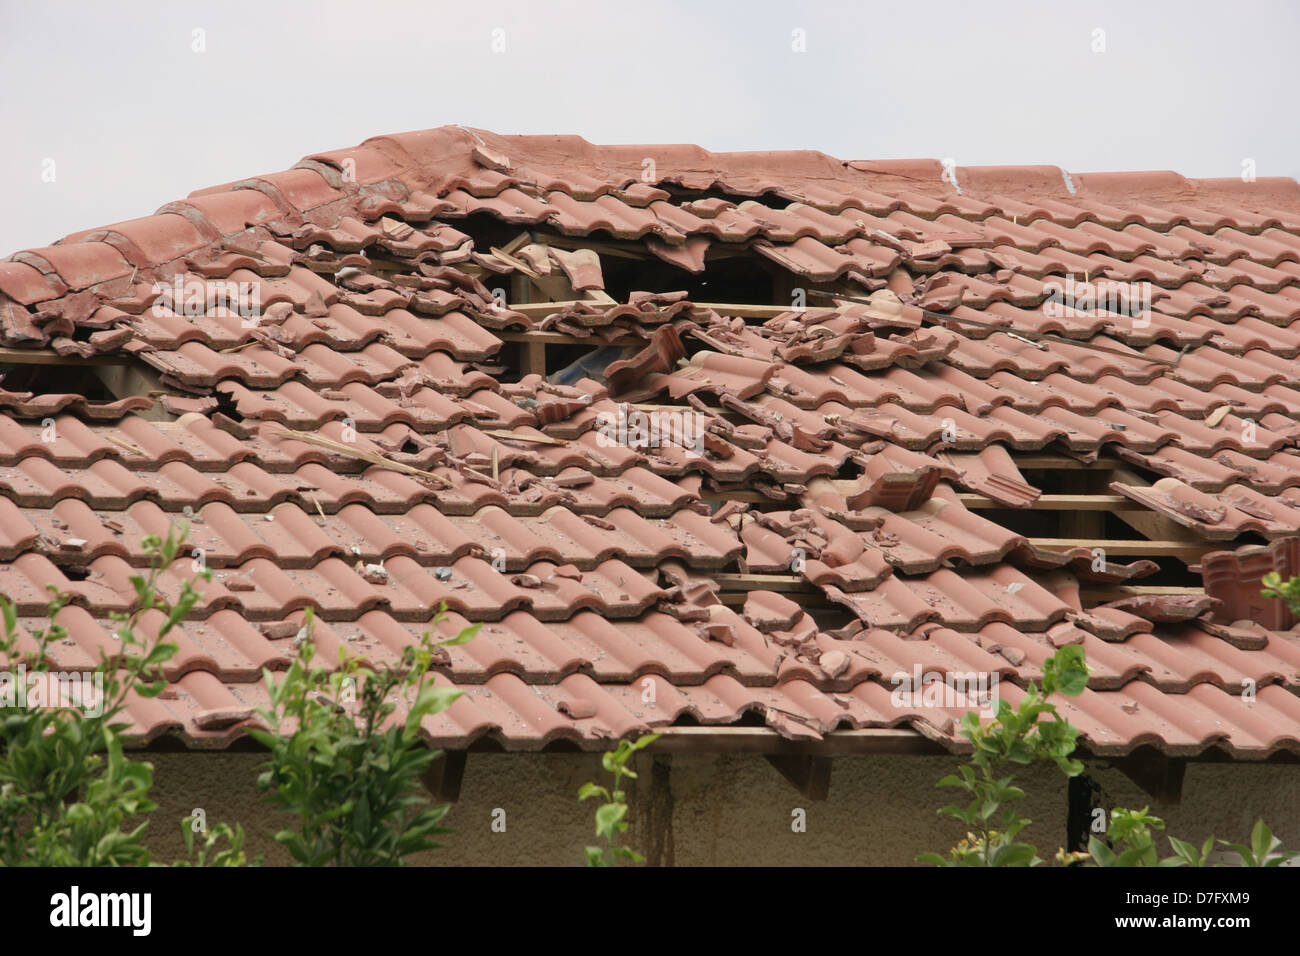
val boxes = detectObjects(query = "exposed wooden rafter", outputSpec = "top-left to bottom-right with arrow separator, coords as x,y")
1030,538 -> 1217,560
92,363 -> 173,422
958,493 -> 1135,511
764,754 -> 833,800
1109,749 -> 1187,805
419,750 -> 467,803
0,347 -> 125,366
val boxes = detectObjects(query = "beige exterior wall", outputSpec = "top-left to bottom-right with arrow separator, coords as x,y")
142,750 -> 1300,866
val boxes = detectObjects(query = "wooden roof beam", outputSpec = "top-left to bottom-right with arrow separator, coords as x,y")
0,347 -> 125,366
959,493 -> 1135,511
765,754 -> 833,800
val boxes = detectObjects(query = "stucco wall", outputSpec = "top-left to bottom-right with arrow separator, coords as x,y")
142,750 -> 1300,866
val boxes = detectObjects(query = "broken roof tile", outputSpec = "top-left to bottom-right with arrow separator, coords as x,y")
3,125 -> 1300,757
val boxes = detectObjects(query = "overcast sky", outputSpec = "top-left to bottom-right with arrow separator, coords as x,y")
2,0 -> 1297,254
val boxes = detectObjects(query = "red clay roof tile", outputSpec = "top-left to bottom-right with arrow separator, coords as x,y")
5,126 -> 1300,756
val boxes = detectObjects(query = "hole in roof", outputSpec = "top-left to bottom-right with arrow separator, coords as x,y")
602,254 -> 782,305
1119,556 -> 1203,589
0,363 -> 117,402
806,606 -> 855,632
834,457 -> 865,481
979,507 -> 1058,539
658,185 -> 788,205
454,213 -> 539,252
211,386 -> 242,422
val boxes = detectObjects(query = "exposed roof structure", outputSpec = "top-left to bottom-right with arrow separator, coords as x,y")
3,125 -> 1300,760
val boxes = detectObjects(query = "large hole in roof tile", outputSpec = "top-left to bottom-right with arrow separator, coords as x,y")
0,362 -> 116,402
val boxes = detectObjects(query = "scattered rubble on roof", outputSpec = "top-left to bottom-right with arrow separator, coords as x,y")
2,126 -> 1300,758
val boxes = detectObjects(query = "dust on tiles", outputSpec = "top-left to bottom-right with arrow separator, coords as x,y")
0,125 -> 1297,764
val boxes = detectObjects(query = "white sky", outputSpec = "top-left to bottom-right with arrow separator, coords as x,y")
2,0 -> 1297,254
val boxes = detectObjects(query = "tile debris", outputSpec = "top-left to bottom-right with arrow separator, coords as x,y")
2,126 -> 1300,757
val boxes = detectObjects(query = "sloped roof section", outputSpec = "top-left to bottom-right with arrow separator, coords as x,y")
3,126 -> 1300,758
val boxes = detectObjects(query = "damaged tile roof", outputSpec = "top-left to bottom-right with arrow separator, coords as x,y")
4,125 -> 1300,758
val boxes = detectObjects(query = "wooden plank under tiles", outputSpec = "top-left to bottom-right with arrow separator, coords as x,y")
497,328 -> 641,346
1015,455 -> 1129,470
691,302 -> 797,318
705,492 -> 1147,510
1107,465 -> 1210,548
502,298 -> 794,320
639,728 -> 1291,762
1030,538 -> 1216,559
92,364 -> 173,422
714,568 -> 1210,604
1081,585 -> 1207,604
520,340 -> 547,377
714,572 -> 806,592
958,493 -> 1135,511
1056,469 -> 1106,539
701,491 -> 771,504
535,233 -> 654,261
0,347 -> 125,366
716,589 -> 832,608
647,726 -> 946,756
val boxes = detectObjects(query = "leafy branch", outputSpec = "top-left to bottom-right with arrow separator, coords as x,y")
248,603 -> 477,866
918,644 -> 1088,867
0,524 -> 212,866
578,734 -> 659,866
920,644 -> 1297,867
1260,571 -> 1300,614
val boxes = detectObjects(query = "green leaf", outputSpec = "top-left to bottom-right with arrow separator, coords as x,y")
144,642 -> 178,667
594,802 -> 627,840
0,596 -> 16,637
405,686 -> 463,728
1220,839 -> 1255,866
1251,819 -> 1279,864
988,843 -> 1037,866
1088,835 -> 1115,867
577,782 -> 609,802
437,623 -> 480,647
1114,847 -> 1148,867
275,830 -> 312,864
134,679 -> 169,699
1167,836 -> 1203,867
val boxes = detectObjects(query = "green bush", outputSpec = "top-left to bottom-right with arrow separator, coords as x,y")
248,606 -> 477,866
920,645 -> 1296,867
0,526 -> 208,866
